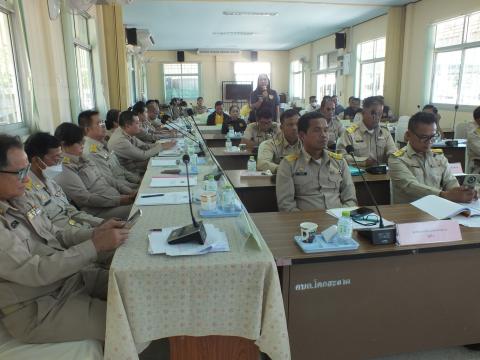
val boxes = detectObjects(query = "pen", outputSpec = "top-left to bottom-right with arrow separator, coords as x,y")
141,194 -> 165,198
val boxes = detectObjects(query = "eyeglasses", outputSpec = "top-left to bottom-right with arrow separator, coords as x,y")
411,130 -> 439,143
351,213 -> 380,227
0,164 -> 31,181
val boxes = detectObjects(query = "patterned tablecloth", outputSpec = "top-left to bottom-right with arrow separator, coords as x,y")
104,128 -> 290,360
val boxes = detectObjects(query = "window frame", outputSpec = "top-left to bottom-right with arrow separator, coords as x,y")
0,1 -> 27,135
315,52 -> 338,100
163,62 -> 200,102
356,37 -> 385,99
233,61 -> 271,87
430,12 -> 480,109
290,60 -> 304,100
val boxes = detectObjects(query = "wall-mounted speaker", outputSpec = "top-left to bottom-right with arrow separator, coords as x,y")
335,33 -> 346,49
251,51 -> 258,62
177,51 -> 185,62
125,28 -> 137,46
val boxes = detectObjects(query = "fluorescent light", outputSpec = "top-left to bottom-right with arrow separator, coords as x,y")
212,32 -> 257,36
222,11 -> 278,16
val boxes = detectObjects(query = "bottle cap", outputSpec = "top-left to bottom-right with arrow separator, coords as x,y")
208,175 -> 214,180
249,156 -> 254,160
341,210 -> 350,217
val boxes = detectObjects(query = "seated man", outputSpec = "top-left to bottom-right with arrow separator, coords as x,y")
0,134 -> 127,343
319,97 -> 344,150
340,96 -> 361,120
108,110 -> 170,175
306,96 -> 318,112
332,95 -> 344,116
193,96 -> 208,115
276,112 -> 357,212
467,106 -> 480,173
422,104 -> 444,140
241,109 -> 280,148
79,110 -> 140,189
24,132 -> 103,235
388,112 -> 476,204
337,96 -> 397,167
221,105 -> 247,134
257,109 -> 302,174
207,101 -> 230,126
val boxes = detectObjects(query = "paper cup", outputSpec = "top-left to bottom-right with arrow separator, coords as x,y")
300,222 -> 318,243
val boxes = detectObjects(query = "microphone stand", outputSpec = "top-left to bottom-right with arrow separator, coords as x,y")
453,104 -> 459,137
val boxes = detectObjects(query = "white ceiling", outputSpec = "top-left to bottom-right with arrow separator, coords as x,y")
123,0 -> 415,51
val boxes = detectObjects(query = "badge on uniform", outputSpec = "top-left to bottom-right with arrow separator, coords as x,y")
10,220 -> 19,229
355,140 -> 364,143
26,206 -> 42,220
294,168 -> 307,176
68,219 -> 77,226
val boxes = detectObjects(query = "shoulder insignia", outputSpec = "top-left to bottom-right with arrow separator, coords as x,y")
62,157 -> 70,164
285,154 -> 299,162
89,144 -> 97,153
432,148 -> 443,154
476,128 -> 480,135
327,151 -> 343,160
25,179 -> 33,191
392,148 -> 405,157
346,124 -> 358,134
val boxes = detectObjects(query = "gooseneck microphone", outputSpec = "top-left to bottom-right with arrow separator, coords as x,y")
453,104 -> 459,136
161,117 -> 205,157
166,154 -> 206,245
345,145 -> 396,244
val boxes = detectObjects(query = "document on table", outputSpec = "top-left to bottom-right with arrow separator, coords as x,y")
150,176 -> 197,187
136,192 -> 189,206
148,223 -> 230,256
151,158 -> 179,167
411,195 -> 480,220
326,207 -> 395,230
157,148 -> 182,157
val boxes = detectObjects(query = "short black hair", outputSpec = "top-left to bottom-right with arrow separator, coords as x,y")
363,96 -> 384,109
0,134 -> 23,169
320,97 -> 334,109
105,109 -> 120,130
145,99 -> 157,107
422,104 -> 438,114
229,104 -> 240,113
298,111 -> 327,134
474,106 -> 480,121
132,101 -> 146,115
280,109 -> 299,124
119,110 -> 137,127
256,108 -> 273,120
309,96 -> 316,102
24,132 -> 61,161
215,101 -> 223,107
408,111 -> 437,132
54,122 -> 84,146
78,110 -> 99,130
197,97 -> 203,101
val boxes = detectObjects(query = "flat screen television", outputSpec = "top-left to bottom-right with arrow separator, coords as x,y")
225,84 -> 252,101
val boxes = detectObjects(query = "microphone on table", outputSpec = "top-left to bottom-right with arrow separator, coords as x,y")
345,145 -> 396,245
167,154 -> 206,245
453,104 -> 459,136
161,117 -> 205,157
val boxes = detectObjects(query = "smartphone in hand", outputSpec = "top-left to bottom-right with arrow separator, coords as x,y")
124,209 -> 142,228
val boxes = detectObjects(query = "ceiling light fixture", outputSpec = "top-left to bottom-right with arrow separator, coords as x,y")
222,11 -> 278,16
212,31 -> 257,36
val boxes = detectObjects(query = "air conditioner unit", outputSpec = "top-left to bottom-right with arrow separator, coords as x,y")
197,49 -> 241,55
136,29 -> 154,51
337,53 -> 351,76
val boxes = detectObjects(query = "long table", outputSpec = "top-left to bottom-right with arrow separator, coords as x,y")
252,205 -> 480,360
210,147 -> 255,170
202,133 -> 242,148
104,136 -> 290,359
225,170 -> 391,212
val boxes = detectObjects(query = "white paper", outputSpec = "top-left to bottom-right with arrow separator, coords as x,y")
411,195 -> 480,219
326,207 -> 395,230
150,176 -> 198,187
148,224 -> 230,256
157,149 -> 182,157
151,158 -> 179,167
136,192 -> 189,206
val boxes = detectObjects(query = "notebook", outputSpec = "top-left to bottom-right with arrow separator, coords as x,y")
411,195 -> 480,220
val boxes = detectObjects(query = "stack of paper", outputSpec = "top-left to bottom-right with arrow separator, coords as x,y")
136,192 -> 189,206
151,158 -> 179,167
240,170 -> 272,178
158,148 -> 182,157
150,176 -> 198,187
148,223 -> 229,256
326,207 -> 395,230
411,195 -> 480,220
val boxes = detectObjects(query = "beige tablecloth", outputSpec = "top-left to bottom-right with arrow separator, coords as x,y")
104,131 -> 290,360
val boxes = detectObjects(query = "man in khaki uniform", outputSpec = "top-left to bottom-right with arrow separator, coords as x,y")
0,134 -> 128,343
241,108 -> 280,148
276,112 -> 357,212
108,111 -> 174,175
78,110 -> 140,188
257,109 -> 302,174
319,98 -> 344,150
388,112 -> 476,204
23,132 -> 103,236
337,96 -> 397,167
467,106 -> 480,173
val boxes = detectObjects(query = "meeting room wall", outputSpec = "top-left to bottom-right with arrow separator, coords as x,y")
144,50 -> 289,108
399,0 -> 480,128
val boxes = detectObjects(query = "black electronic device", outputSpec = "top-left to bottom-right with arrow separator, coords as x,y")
350,207 -> 374,218
335,32 -> 346,49
445,140 -> 458,147
365,165 -> 387,174
225,83 -> 253,101
345,145 -> 396,245
125,28 -> 137,45
124,208 -> 142,228
177,51 -> 185,62
167,154 -> 206,245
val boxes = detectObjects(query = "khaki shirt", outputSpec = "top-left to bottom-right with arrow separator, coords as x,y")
83,137 -> 140,188
0,198 -> 96,312
257,133 -> 302,173
55,154 -> 128,214
107,128 -> 163,175
467,122 -> 480,173
276,149 -> 357,212
388,144 -> 459,204
337,121 -> 397,166
242,122 -> 280,147
326,118 -> 345,147
23,172 -> 102,236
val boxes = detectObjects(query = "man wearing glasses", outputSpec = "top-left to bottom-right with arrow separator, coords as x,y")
0,134 -> 128,343
319,98 -> 344,150
388,112 -> 476,204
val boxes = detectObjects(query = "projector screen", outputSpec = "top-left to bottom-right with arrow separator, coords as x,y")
225,84 -> 252,101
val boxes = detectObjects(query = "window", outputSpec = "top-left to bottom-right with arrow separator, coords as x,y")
234,62 -> 271,87
127,54 -> 137,103
290,60 -> 303,100
73,13 -> 95,110
431,12 -> 480,105
316,52 -> 338,100
0,7 -> 22,127
163,63 -> 199,101
356,37 -> 385,99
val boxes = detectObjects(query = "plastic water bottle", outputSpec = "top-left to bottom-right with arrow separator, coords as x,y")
247,156 -> 256,172
337,210 -> 353,244
206,175 -> 218,192
221,184 -> 235,212
228,126 -> 235,138
225,137 -> 232,151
